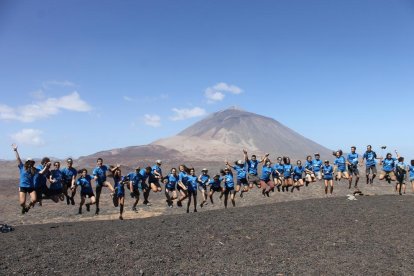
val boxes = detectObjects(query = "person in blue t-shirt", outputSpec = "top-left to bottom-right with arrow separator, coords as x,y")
176,164 -> 190,207
223,167 -> 236,208
409,160 -> 414,194
361,145 -> 381,185
165,168 -> 179,207
283,157 -> 294,192
149,160 -> 163,193
12,144 -> 48,214
347,146 -> 360,189
34,157 -> 52,206
76,168 -> 96,214
260,159 -> 275,197
129,166 -> 151,210
92,158 -> 117,215
272,157 -> 285,191
333,150 -> 349,181
292,160 -> 305,192
208,174 -> 222,205
379,150 -> 399,182
395,157 -> 408,195
244,149 -> 269,189
304,155 -> 316,186
226,159 -> 249,198
48,161 -> 65,203
61,158 -> 77,206
198,168 -> 210,207
312,153 -> 323,180
186,168 -> 198,213
112,168 -> 127,220
322,160 -> 334,195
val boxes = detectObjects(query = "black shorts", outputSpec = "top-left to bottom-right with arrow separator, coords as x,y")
187,189 -> 197,196
149,178 -> 160,187
248,174 -> 260,184
81,192 -> 95,198
348,165 -> 359,176
237,178 -> 248,186
19,187 -> 34,193
210,186 -> 222,192
366,165 -> 377,175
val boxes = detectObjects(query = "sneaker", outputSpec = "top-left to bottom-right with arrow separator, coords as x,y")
66,196 -> 70,205
70,197 -> 75,205
145,202 -> 152,206
277,186 -> 281,192
265,191 -> 270,197
95,208 -> 100,215
131,206 -> 138,212
21,206 -> 27,214
194,209 -> 197,212
86,204 -> 90,212
177,201 -> 182,207
78,207 -> 82,214
240,192 -> 244,198
119,216 -> 123,220
186,209 -> 189,213
169,204 -> 173,208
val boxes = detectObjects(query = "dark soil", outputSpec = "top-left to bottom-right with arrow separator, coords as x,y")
1,195 -> 413,275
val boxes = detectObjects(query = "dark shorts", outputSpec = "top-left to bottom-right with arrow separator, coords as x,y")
396,175 -> 405,184
187,189 -> 197,196
198,185 -> 207,191
48,189 -> 63,196
324,176 -> 333,181
293,176 -> 302,181
260,180 -> 275,188
19,187 -> 34,193
248,174 -> 260,184
366,165 -> 377,175
149,178 -> 160,187
223,187 -> 235,195
348,165 -> 359,176
81,192 -> 95,198
138,182 -> 149,192
165,186 -> 176,191
210,186 -> 222,192
236,178 -> 248,186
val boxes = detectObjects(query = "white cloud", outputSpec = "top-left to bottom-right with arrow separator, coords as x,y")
170,107 -> 207,121
42,80 -> 75,89
144,114 -> 161,127
123,96 -> 134,102
10,129 -> 45,146
204,82 -> 243,103
213,82 -> 242,94
0,92 -> 92,122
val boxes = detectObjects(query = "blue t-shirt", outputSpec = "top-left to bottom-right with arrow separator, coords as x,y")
50,169 -> 63,190
246,159 -> 259,175
260,166 -> 274,181
61,167 -> 77,184
363,151 -> 377,167
323,165 -> 334,179
272,164 -> 284,177
199,174 -> 210,186
293,166 -> 304,178
347,153 -> 359,166
150,165 -> 162,179
312,159 -> 323,172
18,163 -> 35,189
409,165 -> 414,179
304,161 -> 313,172
232,165 -> 247,180
283,164 -> 293,178
187,175 -> 198,191
127,172 -> 143,188
114,176 -> 126,197
93,165 -> 109,184
395,162 -> 407,176
334,156 -> 347,171
224,173 -> 234,189
179,171 -> 188,186
139,169 -> 150,182
209,179 -> 221,189
382,158 -> 396,172
34,164 -> 48,189
167,174 -> 179,189
77,175 -> 94,194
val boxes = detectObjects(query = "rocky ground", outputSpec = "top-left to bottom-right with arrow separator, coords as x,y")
0,194 -> 413,275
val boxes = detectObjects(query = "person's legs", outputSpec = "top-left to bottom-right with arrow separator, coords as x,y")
103,181 -> 115,193
79,196 -> 85,214
223,190 -> 229,208
119,196 -> 124,219
411,180 -> 414,193
330,180 -> 334,194
193,191 -> 197,212
324,180 -> 328,194
177,189 -> 187,207
186,192 -> 192,213
132,189 -> 140,210
165,189 -> 172,206
95,186 -> 102,215
230,191 -> 235,207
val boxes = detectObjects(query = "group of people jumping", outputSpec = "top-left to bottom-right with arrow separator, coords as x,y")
12,144 -> 414,220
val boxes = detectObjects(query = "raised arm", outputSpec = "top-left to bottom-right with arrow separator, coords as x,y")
109,164 -> 121,174
11,144 -> 22,166
243,149 -> 249,162
260,153 -> 270,163
394,150 -> 401,160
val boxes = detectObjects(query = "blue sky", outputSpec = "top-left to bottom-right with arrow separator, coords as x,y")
1,0 -> 413,160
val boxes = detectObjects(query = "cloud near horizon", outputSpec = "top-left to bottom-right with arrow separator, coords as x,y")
204,82 -> 243,103
170,107 -> 207,121
0,92 -> 92,122
144,114 -> 161,127
10,128 -> 45,146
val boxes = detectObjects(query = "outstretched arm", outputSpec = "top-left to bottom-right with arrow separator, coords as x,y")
260,153 -> 270,163
394,150 -> 401,159
243,149 -> 249,162
11,144 -> 22,166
